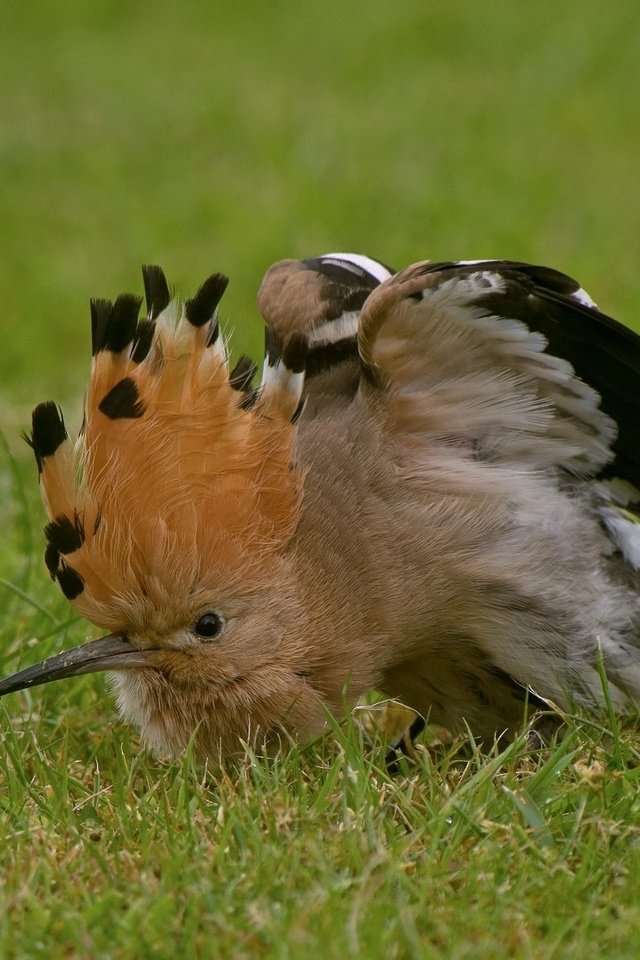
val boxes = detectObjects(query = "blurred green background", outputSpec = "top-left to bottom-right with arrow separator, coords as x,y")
1,0 -> 639,439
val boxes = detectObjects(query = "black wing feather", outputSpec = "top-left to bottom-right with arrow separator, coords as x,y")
419,261 -> 640,488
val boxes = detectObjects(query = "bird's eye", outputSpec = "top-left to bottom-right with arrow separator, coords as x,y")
193,612 -> 223,640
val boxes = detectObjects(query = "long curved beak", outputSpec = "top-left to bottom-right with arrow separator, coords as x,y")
0,633 -> 157,697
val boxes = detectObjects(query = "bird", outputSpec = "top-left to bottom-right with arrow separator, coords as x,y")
0,253 -> 638,760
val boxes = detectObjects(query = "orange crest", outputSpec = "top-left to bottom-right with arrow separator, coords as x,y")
29,266 -> 307,631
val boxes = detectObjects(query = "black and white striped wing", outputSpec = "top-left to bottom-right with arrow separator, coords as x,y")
358,259 -> 640,570
359,259 -> 640,482
258,253 -> 393,402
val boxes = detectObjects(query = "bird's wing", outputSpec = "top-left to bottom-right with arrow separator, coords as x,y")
358,259 -> 640,488
258,254 -> 393,406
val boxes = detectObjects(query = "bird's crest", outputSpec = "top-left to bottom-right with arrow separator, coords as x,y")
28,266 -> 307,632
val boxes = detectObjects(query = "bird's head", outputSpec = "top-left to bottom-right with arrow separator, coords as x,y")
0,266 -> 324,758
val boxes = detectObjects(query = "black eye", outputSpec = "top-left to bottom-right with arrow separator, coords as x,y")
193,612 -> 223,639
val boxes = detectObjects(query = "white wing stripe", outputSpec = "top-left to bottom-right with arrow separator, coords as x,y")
323,252 -> 393,284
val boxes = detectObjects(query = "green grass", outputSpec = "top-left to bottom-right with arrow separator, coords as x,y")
1,1 -> 640,957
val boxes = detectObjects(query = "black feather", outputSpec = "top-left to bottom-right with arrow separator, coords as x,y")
44,513 -> 85,554
282,333 -> 308,374
302,256 -> 383,321
306,338 -> 358,379
229,355 -> 258,392
290,398 -> 306,424
90,299 -> 113,355
103,294 -> 143,353
416,261 -> 640,488
185,273 -> 229,328
238,390 -> 258,411
99,378 -> 146,420
44,542 -> 60,578
131,319 -> 156,364
206,320 -> 220,347
28,403 -> 67,472
304,256 -> 387,291
142,265 -> 171,319
57,564 -> 85,600
264,325 -> 281,366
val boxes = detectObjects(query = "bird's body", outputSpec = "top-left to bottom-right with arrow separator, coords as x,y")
1,254 -> 639,757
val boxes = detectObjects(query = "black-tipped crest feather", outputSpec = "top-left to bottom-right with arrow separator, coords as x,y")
90,299 -> 113,355
238,390 -> 258,411
185,273 -> 229,328
99,377 -> 146,420
142,265 -> 171,319
90,296 -> 144,356
104,295 -> 143,353
206,320 -> 220,347
44,542 -> 60,578
131,318 -> 156,364
229,355 -> 258,392
44,513 -> 85,554
29,403 -> 67,471
56,564 -> 85,600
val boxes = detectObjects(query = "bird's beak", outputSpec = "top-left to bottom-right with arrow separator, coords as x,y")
0,633 -> 157,698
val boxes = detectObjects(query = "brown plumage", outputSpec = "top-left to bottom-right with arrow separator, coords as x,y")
2,253 -> 639,758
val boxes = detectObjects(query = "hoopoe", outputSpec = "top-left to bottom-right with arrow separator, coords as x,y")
0,254 -> 639,759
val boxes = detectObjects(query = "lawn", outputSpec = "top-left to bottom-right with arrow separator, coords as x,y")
1,2 -> 640,957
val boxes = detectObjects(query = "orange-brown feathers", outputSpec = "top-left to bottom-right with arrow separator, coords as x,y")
30,267 -> 306,633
